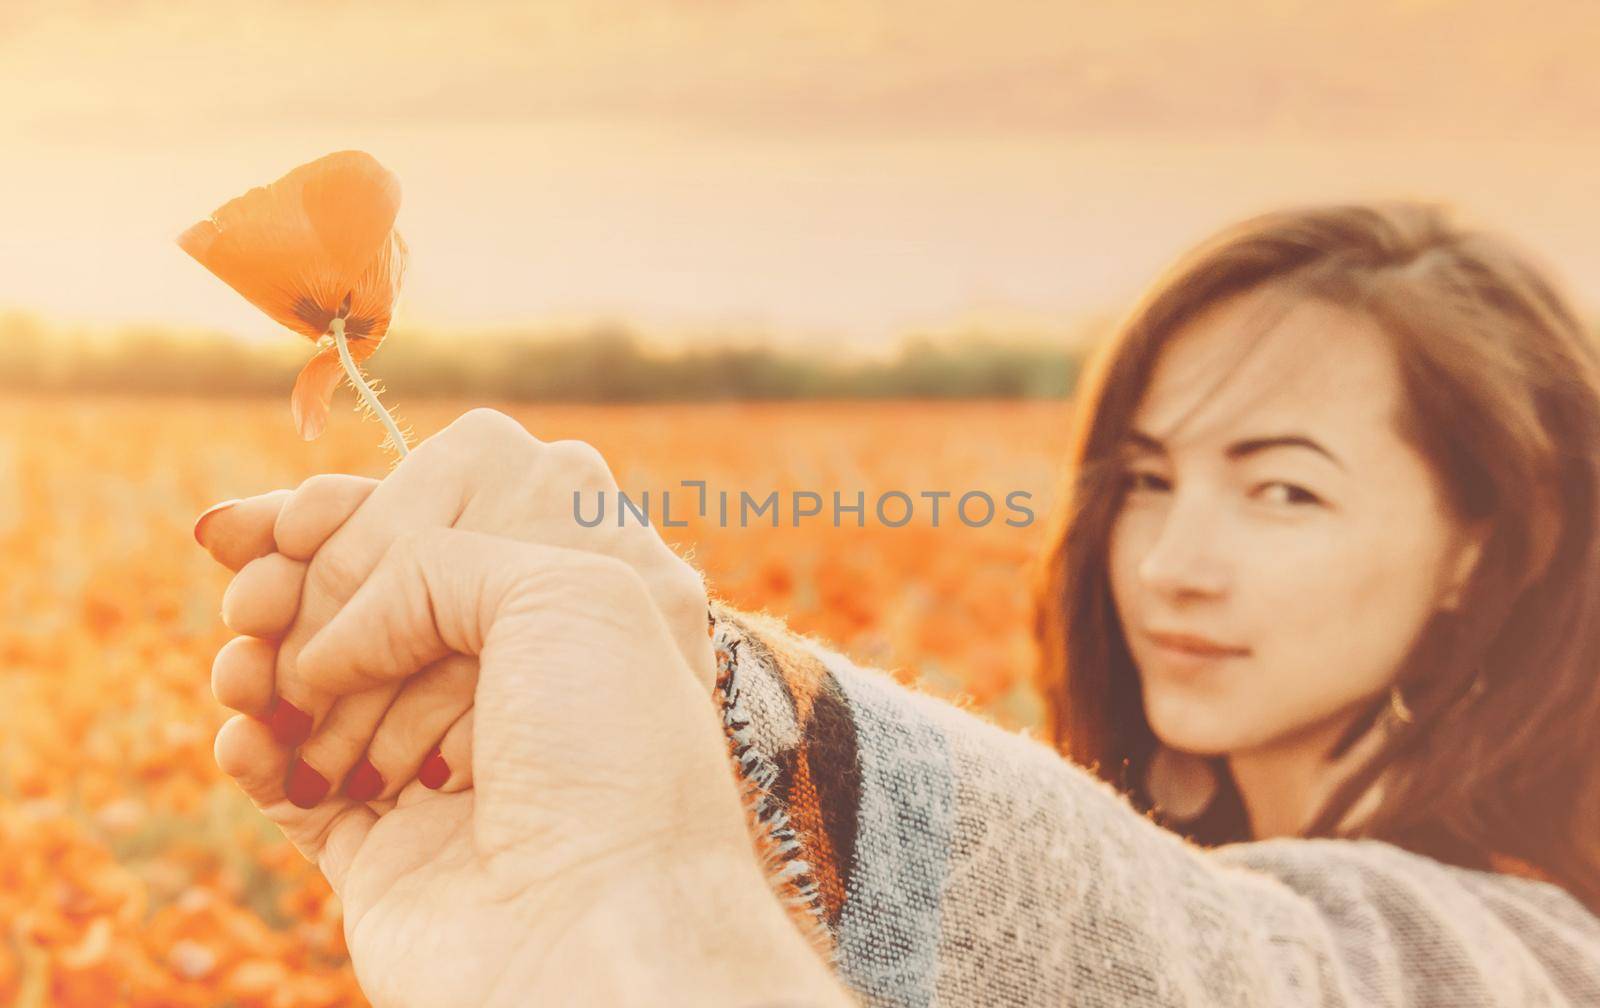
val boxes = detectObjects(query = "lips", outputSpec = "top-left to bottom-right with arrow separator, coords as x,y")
1146,629 -> 1250,657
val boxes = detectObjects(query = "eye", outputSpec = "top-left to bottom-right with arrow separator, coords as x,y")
1254,481 -> 1322,507
1120,470 -> 1171,495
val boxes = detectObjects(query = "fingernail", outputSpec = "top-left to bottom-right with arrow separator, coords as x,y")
193,499 -> 241,547
267,697 -> 313,747
286,757 -> 330,809
344,757 -> 385,802
418,748 -> 450,790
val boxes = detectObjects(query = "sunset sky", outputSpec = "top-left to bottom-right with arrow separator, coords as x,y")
1,0 -> 1596,351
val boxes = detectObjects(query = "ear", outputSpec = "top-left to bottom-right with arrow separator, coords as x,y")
1439,521 -> 1488,612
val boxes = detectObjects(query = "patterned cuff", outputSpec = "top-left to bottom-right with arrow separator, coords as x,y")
708,605 -> 837,967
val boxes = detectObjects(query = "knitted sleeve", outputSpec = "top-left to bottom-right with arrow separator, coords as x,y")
707,600 -> 1600,1008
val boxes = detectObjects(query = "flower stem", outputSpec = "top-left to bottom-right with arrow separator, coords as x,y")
329,317 -> 409,458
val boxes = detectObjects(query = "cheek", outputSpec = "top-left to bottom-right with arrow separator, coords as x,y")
1107,508 -> 1154,616
1141,523 -> 1440,754
1261,519 -> 1443,684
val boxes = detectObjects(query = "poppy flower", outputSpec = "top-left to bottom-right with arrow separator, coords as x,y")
178,151 -> 408,441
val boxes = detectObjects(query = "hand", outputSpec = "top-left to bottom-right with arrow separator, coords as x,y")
203,473 -> 475,829
196,409 -> 713,835
262,527 -> 845,1007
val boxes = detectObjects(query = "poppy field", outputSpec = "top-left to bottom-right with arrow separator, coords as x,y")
0,395 -> 1068,1006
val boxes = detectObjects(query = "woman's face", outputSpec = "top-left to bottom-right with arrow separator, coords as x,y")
1107,287 -> 1480,757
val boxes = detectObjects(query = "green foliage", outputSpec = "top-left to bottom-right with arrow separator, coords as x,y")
0,313 -> 1086,401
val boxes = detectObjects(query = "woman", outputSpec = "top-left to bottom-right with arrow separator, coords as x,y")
1039,202 -> 1600,888
197,201 -> 1600,1005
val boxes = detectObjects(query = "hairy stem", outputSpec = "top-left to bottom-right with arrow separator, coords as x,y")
329,316 -> 410,459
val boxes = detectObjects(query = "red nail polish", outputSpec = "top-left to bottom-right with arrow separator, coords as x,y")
344,757 -> 385,802
419,748 -> 450,790
267,698 -> 313,747
192,499 -> 240,547
286,758 -> 329,809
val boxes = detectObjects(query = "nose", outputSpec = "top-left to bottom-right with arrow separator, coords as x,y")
1137,494 -> 1231,600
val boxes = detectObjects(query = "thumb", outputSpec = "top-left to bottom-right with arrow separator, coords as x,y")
298,526 -> 730,872
296,527 -> 532,696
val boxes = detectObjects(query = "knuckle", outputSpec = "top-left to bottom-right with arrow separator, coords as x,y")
292,471 -> 351,504
547,438 -> 605,473
547,439 -> 617,492
275,475 -> 346,544
445,408 -> 532,450
419,410 -> 543,492
227,552 -> 303,605
303,541 -> 369,604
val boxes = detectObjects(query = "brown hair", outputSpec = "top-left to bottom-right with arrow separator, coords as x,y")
1033,200 -> 1600,912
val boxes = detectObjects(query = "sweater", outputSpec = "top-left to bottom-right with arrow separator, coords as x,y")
706,600 -> 1600,1007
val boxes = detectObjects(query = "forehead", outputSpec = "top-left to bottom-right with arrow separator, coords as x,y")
1132,287 -> 1404,452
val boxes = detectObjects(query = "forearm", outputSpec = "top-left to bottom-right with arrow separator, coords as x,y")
707,601 -> 1600,1006
711,600 -> 1308,1003
522,848 -> 855,1008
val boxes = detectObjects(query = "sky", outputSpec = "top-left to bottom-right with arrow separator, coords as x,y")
1,0 -> 1596,352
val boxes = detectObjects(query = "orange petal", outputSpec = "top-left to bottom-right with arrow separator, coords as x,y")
341,229 -> 408,344
290,348 -> 345,441
178,151 -> 401,340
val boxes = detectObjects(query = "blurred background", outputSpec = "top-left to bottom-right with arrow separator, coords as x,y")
0,1 -> 1595,1004
3,0 -> 1597,393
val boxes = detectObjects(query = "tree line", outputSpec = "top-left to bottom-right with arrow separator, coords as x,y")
0,315 -> 1088,400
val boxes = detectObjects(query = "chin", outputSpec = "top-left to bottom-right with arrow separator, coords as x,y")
1143,691 -> 1266,757
1149,724 -> 1235,758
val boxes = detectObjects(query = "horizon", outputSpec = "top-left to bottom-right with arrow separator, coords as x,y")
3,1 -> 1597,352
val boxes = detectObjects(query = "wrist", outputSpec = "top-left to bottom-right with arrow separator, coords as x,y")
496,847 -> 853,1008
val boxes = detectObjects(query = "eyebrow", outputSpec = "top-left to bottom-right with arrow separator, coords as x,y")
1124,428 -> 1346,471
